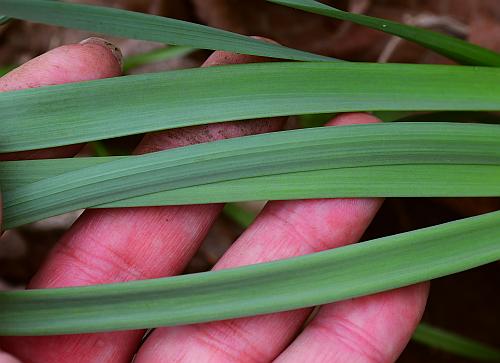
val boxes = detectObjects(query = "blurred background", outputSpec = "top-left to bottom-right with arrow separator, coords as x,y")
0,1 -> 499,362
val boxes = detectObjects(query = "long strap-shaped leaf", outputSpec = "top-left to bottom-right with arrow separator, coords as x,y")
3,123 -> 500,229
1,160 -> 499,209
267,0 -> 500,67
413,323 -> 500,362
2,0 -> 499,67
1,62 -> 500,153
123,45 -> 195,73
0,210 -> 498,336
0,0 -> 331,62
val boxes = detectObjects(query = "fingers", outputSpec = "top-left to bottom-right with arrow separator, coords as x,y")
275,284 -> 430,363
0,44 -> 284,363
134,113 -> 384,363
0,37 -> 123,161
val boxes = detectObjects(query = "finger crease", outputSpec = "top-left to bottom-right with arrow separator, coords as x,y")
310,315 -> 386,363
193,322 -> 268,363
54,240 -> 144,284
265,210 -> 332,254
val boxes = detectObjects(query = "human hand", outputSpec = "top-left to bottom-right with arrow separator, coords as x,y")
0,38 -> 429,363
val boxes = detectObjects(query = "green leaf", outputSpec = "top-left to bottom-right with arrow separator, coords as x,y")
0,65 -> 15,76
123,45 -> 196,73
88,141 -> 110,157
394,111 -> 500,124
0,210 -> 498,336
223,204 -> 256,229
2,62 -> 500,153
267,0 -> 500,67
2,123 -> 500,229
0,0 -> 57,25
372,111 -> 500,124
0,0 -> 331,63
413,323 -> 500,362
2,158 -> 499,210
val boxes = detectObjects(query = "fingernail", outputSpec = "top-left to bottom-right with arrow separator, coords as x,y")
80,37 -> 123,68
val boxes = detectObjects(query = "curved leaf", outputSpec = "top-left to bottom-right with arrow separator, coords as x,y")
0,0 -> 331,62
267,0 -> 500,66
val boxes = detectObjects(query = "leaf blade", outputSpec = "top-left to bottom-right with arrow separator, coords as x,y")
1,62 -> 500,153
413,323 -> 500,362
2,123 -> 500,229
267,0 -> 500,66
122,45 -> 195,73
0,0 -> 332,62
2,160 -> 500,205
0,210 -> 498,336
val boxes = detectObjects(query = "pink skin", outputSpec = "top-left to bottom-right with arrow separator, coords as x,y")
0,38 -> 429,363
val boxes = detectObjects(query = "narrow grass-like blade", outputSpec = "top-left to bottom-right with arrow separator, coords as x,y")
372,111 -> 500,124
120,164 -> 497,207
1,62 -> 500,153
223,204 -> 256,229
88,141 -> 110,157
395,112 -> 500,124
1,160 -> 500,209
0,210 -> 498,336
413,323 -> 500,362
267,0 -> 500,67
123,45 -> 195,73
0,66 -> 13,76
0,0 -> 331,63
0,0 -> 57,25
2,123 -> 499,229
